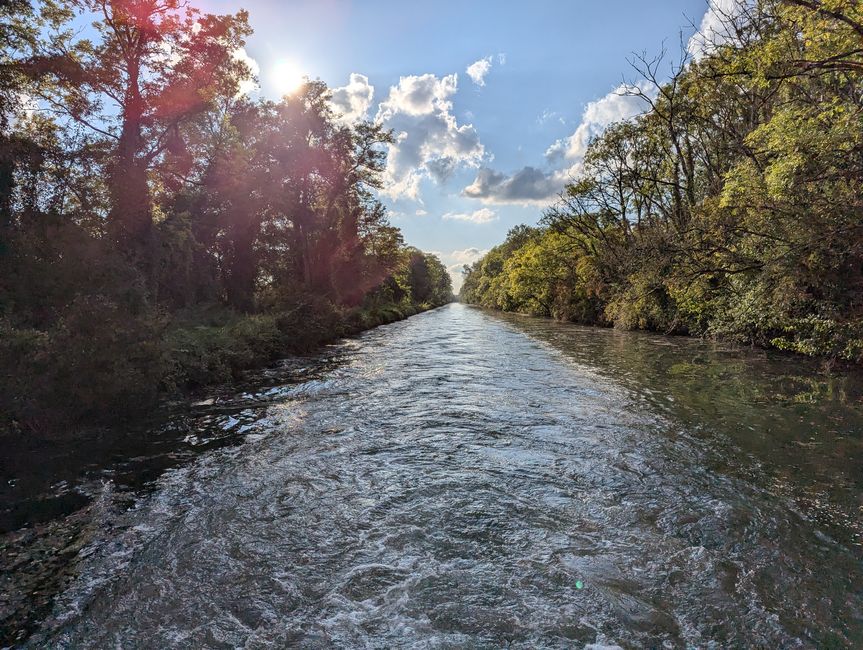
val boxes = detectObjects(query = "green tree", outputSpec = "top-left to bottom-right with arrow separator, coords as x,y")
464,0 -> 863,361
33,0 -> 252,259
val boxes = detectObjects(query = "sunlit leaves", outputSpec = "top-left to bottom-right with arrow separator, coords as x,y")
463,0 -> 863,362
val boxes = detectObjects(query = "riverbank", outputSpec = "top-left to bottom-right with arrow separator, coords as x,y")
0,298 -> 449,437
459,301 -> 863,371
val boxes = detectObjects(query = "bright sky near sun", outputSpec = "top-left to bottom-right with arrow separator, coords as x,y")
209,0 -> 722,289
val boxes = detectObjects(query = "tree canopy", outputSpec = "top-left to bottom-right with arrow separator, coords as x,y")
462,0 -> 863,363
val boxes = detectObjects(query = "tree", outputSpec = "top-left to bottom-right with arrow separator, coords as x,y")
32,0 -> 252,259
464,0 -> 863,361
406,248 -> 452,306
0,0 -> 46,232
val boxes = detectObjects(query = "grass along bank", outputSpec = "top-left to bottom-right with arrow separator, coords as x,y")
1,296 -> 449,437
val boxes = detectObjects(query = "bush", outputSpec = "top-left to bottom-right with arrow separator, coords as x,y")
769,316 -> 863,364
1,296 -> 167,432
1,292 -> 433,435
163,313 -> 282,389
274,295 -> 347,350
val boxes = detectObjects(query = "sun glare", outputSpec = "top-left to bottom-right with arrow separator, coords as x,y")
272,60 -> 306,96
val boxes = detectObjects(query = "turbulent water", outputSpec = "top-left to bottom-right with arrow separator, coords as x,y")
4,303 -> 863,648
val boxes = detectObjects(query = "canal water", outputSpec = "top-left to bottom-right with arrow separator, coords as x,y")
3,303 -> 862,647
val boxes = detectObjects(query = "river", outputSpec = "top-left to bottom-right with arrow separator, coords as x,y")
3,303 -> 863,648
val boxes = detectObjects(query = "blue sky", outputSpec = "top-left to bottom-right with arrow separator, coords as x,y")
208,0 -> 714,288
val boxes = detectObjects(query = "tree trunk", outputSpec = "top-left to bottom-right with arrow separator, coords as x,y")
0,135 -> 13,232
108,59 -> 153,260
224,225 -> 257,313
108,154 -> 152,250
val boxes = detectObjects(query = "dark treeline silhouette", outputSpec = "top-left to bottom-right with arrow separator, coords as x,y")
0,0 -> 452,432
462,0 -> 863,364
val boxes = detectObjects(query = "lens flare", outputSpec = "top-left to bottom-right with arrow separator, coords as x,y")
272,59 -> 306,96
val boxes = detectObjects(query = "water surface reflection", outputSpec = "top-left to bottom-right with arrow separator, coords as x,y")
3,304 -> 861,648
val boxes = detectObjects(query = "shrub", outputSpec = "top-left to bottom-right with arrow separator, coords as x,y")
1,296 -> 167,432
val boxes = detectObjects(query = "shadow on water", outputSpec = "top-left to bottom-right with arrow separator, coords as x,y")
1,349 -> 352,533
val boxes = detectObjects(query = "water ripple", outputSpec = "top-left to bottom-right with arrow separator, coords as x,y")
23,304 -> 863,648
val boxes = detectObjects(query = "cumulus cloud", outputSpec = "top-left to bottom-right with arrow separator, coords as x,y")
545,82 -> 653,164
441,208 -> 498,224
232,48 -> 260,96
462,166 -> 563,204
330,73 -> 374,124
466,56 -> 493,87
462,83 -> 654,204
376,73 -> 484,200
380,73 -> 457,116
448,247 -> 488,264
688,0 -> 743,60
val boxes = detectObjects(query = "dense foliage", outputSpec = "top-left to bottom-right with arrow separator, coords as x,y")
462,0 -> 863,363
0,0 -> 451,431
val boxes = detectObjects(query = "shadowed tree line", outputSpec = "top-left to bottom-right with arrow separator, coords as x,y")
0,0 -> 452,432
462,0 -> 863,364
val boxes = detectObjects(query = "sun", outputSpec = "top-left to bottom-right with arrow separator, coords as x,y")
272,59 -> 306,96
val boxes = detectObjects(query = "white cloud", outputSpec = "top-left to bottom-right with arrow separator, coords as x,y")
448,247 -> 489,264
462,82 -> 654,204
466,56 -> 493,87
442,208 -> 497,224
462,166 -> 563,204
687,0 -> 743,60
232,48 -> 260,96
7,92 -> 38,129
380,73 -> 457,116
376,73 -> 484,200
497,53 -> 507,65
415,209 -> 428,216
537,109 -> 565,126
448,263 -> 465,276
330,73 -> 374,124
16,93 -> 37,121
545,82 -> 653,164
157,38 -> 183,68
